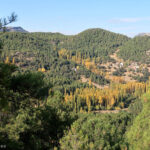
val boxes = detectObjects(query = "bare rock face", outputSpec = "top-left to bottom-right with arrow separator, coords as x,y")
0,26 -> 28,33
136,33 -> 150,37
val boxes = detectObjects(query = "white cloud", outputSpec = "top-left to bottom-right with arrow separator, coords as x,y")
110,17 -> 150,23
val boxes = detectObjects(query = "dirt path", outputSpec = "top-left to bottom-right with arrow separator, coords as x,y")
80,75 -> 109,89
110,49 -> 123,62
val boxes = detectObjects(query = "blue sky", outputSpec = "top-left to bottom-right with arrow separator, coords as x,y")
1,0 -> 150,37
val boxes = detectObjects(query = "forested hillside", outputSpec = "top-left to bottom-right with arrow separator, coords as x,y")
0,28 -> 130,91
1,21 -> 150,149
60,28 -> 129,60
0,28 -> 129,61
118,36 -> 150,63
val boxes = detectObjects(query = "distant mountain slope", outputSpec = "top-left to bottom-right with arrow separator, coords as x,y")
60,28 -> 129,61
0,28 -> 129,55
0,27 -> 28,33
118,36 -> 150,63
62,28 -> 129,51
0,32 -> 53,51
136,33 -> 150,37
2,27 -> 150,63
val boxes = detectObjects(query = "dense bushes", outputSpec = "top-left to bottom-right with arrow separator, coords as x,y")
113,67 -> 126,76
60,112 -> 132,150
0,64 -> 76,150
126,91 -> 150,150
1,63 -> 150,150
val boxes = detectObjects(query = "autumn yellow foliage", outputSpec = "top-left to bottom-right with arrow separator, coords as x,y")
38,67 -> 46,72
64,82 -> 146,112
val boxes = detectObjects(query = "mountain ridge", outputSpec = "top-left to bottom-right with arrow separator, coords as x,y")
0,26 -> 28,33
136,32 -> 150,37
2,26 -> 150,39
